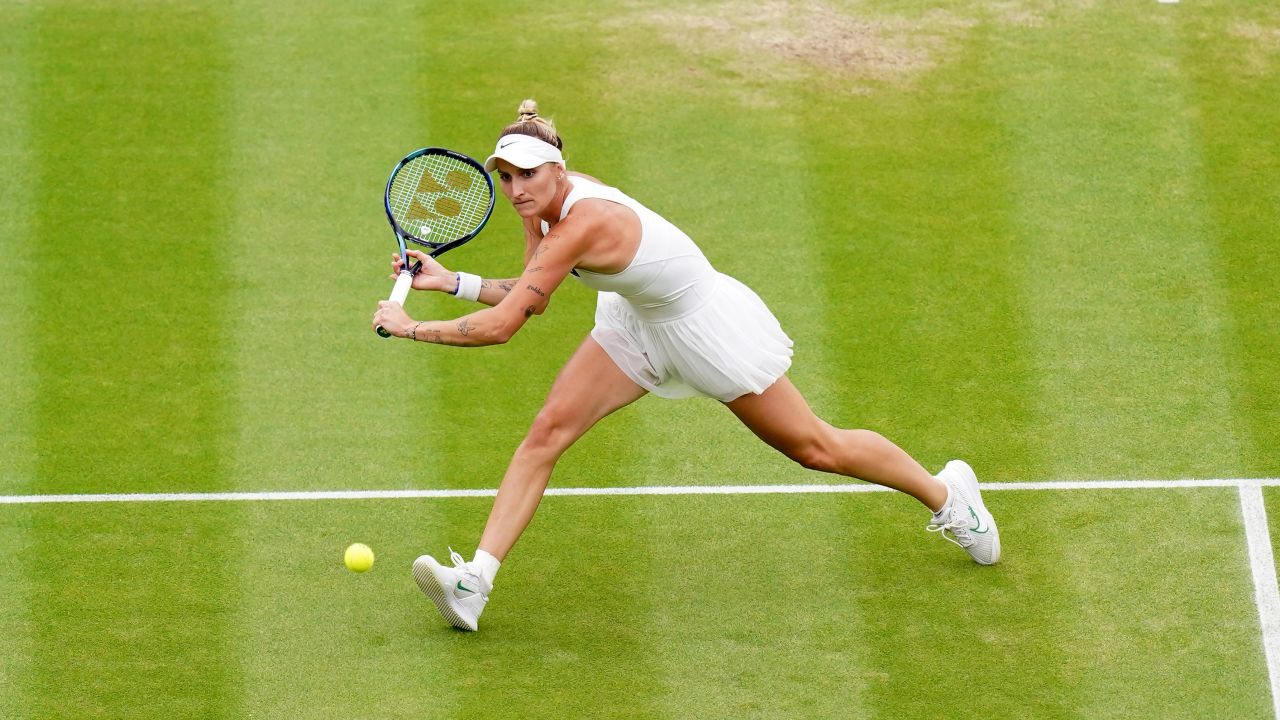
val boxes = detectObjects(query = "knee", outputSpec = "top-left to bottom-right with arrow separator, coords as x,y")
788,433 -> 839,473
787,427 -> 875,474
518,405 -> 576,460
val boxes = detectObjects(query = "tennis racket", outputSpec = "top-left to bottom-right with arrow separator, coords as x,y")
376,147 -> 495,338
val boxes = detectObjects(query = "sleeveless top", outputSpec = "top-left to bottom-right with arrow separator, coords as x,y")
539,175 -> 794,401
543,177 -> 719,323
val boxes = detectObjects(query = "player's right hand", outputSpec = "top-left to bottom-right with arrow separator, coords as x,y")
392,249 -> 453,293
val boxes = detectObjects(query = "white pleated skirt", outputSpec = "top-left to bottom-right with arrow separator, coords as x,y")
590,273 -> 794,402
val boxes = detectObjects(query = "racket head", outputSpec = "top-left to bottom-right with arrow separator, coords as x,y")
384,147 -> 495,258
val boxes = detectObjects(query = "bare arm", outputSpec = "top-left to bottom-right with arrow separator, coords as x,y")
522,215 -> 546,268
444,218 -> 545,306
373,217 -> 591,346
440,274 -> 524,308
394,250 -> 541,311
476,277 -> 522,307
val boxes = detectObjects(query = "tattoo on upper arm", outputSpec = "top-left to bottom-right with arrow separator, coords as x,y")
526,284 -> 545,297
534,236 -> 558,259
457,318 -> 473,336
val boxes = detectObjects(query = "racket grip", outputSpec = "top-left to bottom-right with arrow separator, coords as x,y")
389,270 -> 413,305
375,271 -> 415,338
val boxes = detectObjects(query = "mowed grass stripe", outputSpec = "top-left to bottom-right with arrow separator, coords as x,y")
22,6 -> 239,718
998,4 -> 1266,717
1184,5 -> 1280,479
398,10 -> 590,494
404,4 -> 694,716
26,11 -> 237,497
800,26 -> 1042,484
0,2 -> 35,493
0,5 -> 36,713
220,5 -> 440,494
590,33 -> 878,714
1004,3 -> 1242,481
220,3 -> 470,716
798,11 -> 1071,716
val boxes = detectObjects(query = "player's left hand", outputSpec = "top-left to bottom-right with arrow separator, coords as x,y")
372,301 -> 413,338
393,249 -> 453,293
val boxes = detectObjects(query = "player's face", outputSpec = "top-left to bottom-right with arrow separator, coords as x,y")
495,160 -> 561,219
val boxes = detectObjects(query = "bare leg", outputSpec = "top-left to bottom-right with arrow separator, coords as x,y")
725,376 -> 947,511
477,337 -> 647,560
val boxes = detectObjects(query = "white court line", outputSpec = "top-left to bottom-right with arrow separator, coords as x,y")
4,475 -> 1280,714
1241,483 -> 1280,719
1,477 -> 1278,504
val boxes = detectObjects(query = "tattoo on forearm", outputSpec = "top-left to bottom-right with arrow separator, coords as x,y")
524,305 -> 536,318
481,279 -> 492,289
457,318 -> 473,336
421,329 -> 443,344
526,266 -> 544,274
498,280 -> 515,292
526,284 -> 545,297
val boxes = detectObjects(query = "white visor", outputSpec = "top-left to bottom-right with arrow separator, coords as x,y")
483,133 -> 564,172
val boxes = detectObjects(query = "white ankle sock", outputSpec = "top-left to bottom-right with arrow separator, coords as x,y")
473,549 -> 501,586
932,481 -> 953,518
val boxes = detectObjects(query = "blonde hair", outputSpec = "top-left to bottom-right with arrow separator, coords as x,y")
497,98 -> 563,150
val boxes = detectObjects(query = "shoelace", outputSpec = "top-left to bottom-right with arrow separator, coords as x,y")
447,546 -> 467,568
926,507 -> 974,548
446,547 -> 487,598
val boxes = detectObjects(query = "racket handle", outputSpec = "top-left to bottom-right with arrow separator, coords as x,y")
375,271 -> 414,338
388,270 -> 413,305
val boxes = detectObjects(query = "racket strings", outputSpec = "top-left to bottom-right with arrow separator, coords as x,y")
388,154 -> 489,244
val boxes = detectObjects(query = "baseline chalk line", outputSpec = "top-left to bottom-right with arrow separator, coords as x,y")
1,477 -> 1277,505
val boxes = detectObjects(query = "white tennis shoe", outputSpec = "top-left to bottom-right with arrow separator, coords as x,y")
927,460 -> 1000,565
412,548 -> 491,631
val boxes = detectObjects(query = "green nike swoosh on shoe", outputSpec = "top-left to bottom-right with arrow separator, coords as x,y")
413,551 -> 492,631
968,505 -> 988,533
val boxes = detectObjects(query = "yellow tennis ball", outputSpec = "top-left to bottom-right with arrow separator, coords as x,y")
344,543 -> 375,573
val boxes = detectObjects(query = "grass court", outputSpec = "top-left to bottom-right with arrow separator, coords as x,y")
1,1 -> 1278,717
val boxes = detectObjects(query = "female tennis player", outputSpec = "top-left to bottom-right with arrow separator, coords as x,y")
371,100 -> 999,632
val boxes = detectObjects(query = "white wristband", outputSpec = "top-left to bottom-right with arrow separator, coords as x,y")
454,272 -> 482,302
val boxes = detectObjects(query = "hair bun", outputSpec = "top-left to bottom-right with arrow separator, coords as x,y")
498,99 -> 563,151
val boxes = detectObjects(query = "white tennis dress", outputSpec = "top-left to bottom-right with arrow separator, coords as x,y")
548,177 -> 793,402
